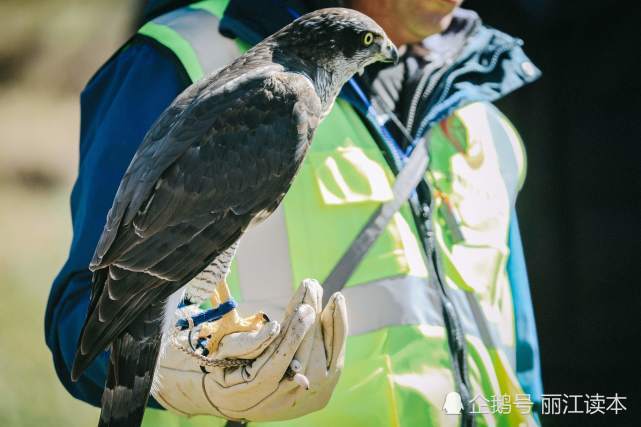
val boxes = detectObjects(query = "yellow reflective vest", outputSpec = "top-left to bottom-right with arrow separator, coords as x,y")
138,1 -> 537,425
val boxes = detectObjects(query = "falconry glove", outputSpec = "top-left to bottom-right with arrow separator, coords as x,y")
153,279 -> 348,422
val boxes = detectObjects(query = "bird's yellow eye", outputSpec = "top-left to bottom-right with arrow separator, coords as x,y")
362,32 -> 374,46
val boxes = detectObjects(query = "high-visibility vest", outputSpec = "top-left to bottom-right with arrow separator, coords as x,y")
137,1 -> 537,426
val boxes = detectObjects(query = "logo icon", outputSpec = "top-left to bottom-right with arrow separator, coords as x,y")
443,392 -> 464,415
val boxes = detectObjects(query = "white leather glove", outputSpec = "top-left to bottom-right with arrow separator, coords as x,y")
153,279 -> 348,422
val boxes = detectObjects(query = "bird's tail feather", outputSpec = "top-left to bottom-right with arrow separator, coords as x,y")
98,304 -> 163,427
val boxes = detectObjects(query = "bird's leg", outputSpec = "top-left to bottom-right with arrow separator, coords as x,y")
198,279 -> 267,354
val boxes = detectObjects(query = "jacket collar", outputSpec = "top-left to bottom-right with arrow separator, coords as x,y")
141,0 -> 196,25
358,8 -> 542,143
219,0 -> 313,45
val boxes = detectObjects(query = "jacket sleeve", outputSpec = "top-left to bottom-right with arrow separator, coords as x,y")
507,209 -> 543,408
44,37 -> 190,407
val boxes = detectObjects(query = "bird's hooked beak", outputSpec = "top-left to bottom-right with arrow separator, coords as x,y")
381,39 -> 399,65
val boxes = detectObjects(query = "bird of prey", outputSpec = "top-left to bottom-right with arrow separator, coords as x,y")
71,8 -> 397,427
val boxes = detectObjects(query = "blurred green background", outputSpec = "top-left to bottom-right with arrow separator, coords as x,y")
0,1 -> 132,425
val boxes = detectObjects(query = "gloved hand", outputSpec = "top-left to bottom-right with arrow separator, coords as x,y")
153,279 -> 348,422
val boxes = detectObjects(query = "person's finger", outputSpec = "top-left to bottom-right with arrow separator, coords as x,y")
215,320 -> 280,359
216,281 -> 321,388
249,303 -> 315,382
252,279 -> 321,373
254,304 -> 316,380
300,278 -> 322,312
280,278 -> 316,324
320,292 -> 348,371
289,280 -> 323,381
258,278 -> 321,368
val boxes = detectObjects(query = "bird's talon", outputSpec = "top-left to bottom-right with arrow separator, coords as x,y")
198,309 -> 267,354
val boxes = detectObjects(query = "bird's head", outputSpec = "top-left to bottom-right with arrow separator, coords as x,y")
269,8 -> 398,108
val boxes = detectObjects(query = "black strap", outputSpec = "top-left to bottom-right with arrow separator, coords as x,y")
321,135 -> 430,305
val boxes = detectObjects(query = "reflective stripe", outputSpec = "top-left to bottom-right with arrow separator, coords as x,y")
145,6 -> 240,80
235,206 -> 294,307
139,21 -> 204,82
343,276 -> 443,335
237,269 -> 513,354
239,275 -> 446,336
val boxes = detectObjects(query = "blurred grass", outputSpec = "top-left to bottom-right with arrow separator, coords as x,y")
0,0 -> 135,425
0,185 -> 99,427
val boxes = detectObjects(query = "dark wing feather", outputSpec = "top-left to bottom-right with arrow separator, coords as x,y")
98,301 -> 165,427
90,62 -> 285,269
73,69 -> 322,376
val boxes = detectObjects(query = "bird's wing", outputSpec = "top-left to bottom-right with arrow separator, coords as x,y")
91,62 -> 264,267
74,69 -> 321,375
91,66 -> 320,271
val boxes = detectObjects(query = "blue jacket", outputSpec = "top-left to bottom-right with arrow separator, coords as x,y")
45,0 -> 542,410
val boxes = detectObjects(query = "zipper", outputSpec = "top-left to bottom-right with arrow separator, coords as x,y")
404,59 -> 444,135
